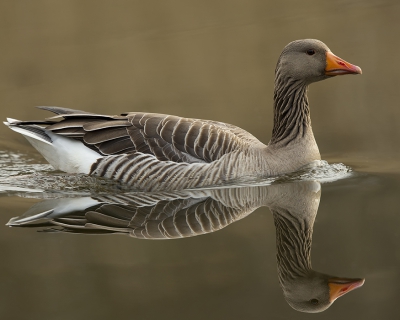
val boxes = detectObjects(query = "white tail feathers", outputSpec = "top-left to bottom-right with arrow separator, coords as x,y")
7,124 -> 53,145
7,197 -> 102,226
5,120 -> 102,174
6,118 -> 20,124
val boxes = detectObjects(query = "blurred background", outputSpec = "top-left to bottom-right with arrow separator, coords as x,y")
1,1 -> 400,320
1,0 -> 399,166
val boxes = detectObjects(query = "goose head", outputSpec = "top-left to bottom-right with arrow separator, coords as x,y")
283,271 -> 365,313
276,39 -> 362,84
271,181 -> 365,313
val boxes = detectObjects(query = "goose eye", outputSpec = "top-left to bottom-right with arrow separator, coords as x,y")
310,299 -> 319,305
306,49 -> 315,55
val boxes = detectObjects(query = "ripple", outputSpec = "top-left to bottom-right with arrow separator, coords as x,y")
0,150 -> 52,179
275,160 -> 352,183
0,151 -> 352,196
191,160 -> 352,190
0,151 -> 128,196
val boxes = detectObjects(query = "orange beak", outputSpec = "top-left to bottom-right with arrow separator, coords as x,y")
328,277 -> 365,302
325,51 -> 362,76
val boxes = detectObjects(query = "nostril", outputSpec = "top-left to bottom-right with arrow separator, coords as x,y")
337,61 -> 346,67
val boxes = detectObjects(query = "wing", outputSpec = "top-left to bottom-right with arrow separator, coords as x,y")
37,107 -> 264,164
7,188 -> 260,239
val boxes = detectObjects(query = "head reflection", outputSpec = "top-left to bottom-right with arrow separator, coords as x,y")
270,182 -> 364,312
7,181 -> 364,312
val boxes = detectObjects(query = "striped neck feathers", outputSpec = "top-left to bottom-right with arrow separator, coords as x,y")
270,70 -> 312,146
273,207 -> 313,286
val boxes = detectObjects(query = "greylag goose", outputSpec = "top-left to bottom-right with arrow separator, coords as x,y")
4,39 -> 361,191
8,181 -> 364,312
269,182 -> 364,313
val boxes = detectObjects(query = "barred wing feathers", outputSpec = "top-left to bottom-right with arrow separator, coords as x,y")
43,107 -> 264,164
10,107 -> 266,190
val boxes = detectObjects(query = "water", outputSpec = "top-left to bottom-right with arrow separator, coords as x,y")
0,150 -> 352,195
0,153 -> 398,320
1,1 -> 400,319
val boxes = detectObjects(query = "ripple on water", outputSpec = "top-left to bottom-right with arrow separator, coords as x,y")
274,160 -> 352,183
0,151 -> 129,196
0,151 -> 352,196
0,150 -> 53,179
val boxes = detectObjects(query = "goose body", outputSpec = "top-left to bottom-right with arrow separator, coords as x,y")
4,39 -> 361,191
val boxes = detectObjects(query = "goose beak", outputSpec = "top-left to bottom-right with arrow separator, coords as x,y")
328,277 -> 365,302
325,51 -> 362,76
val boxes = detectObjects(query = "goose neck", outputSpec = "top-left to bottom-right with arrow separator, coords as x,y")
273,208 -> 313,284
270,73 -> 312,147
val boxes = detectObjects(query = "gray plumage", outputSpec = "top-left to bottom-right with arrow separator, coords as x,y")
8,181 -> 364,312
4,39 -> 361,191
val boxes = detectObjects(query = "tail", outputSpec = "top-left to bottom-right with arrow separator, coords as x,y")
7,197 -> 102,227
4,118 -> 102,174
4,118 -> 53,145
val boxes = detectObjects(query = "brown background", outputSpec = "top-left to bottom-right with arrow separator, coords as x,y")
1,1 -> 399,165
1,1 -> 399,320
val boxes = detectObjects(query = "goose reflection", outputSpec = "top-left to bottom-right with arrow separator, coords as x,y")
7,181 -> 364,312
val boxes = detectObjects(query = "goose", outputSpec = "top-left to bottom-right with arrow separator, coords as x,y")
269,183 -> 365,313
7,181 -> 364,312
4,39 -> 361,191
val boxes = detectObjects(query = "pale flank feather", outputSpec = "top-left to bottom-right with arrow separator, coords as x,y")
6,107 -> 268,190
4,121 -> 101,173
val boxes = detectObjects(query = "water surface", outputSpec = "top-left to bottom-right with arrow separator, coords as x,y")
1,1 -> 400,320
0,150 -> 399,320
